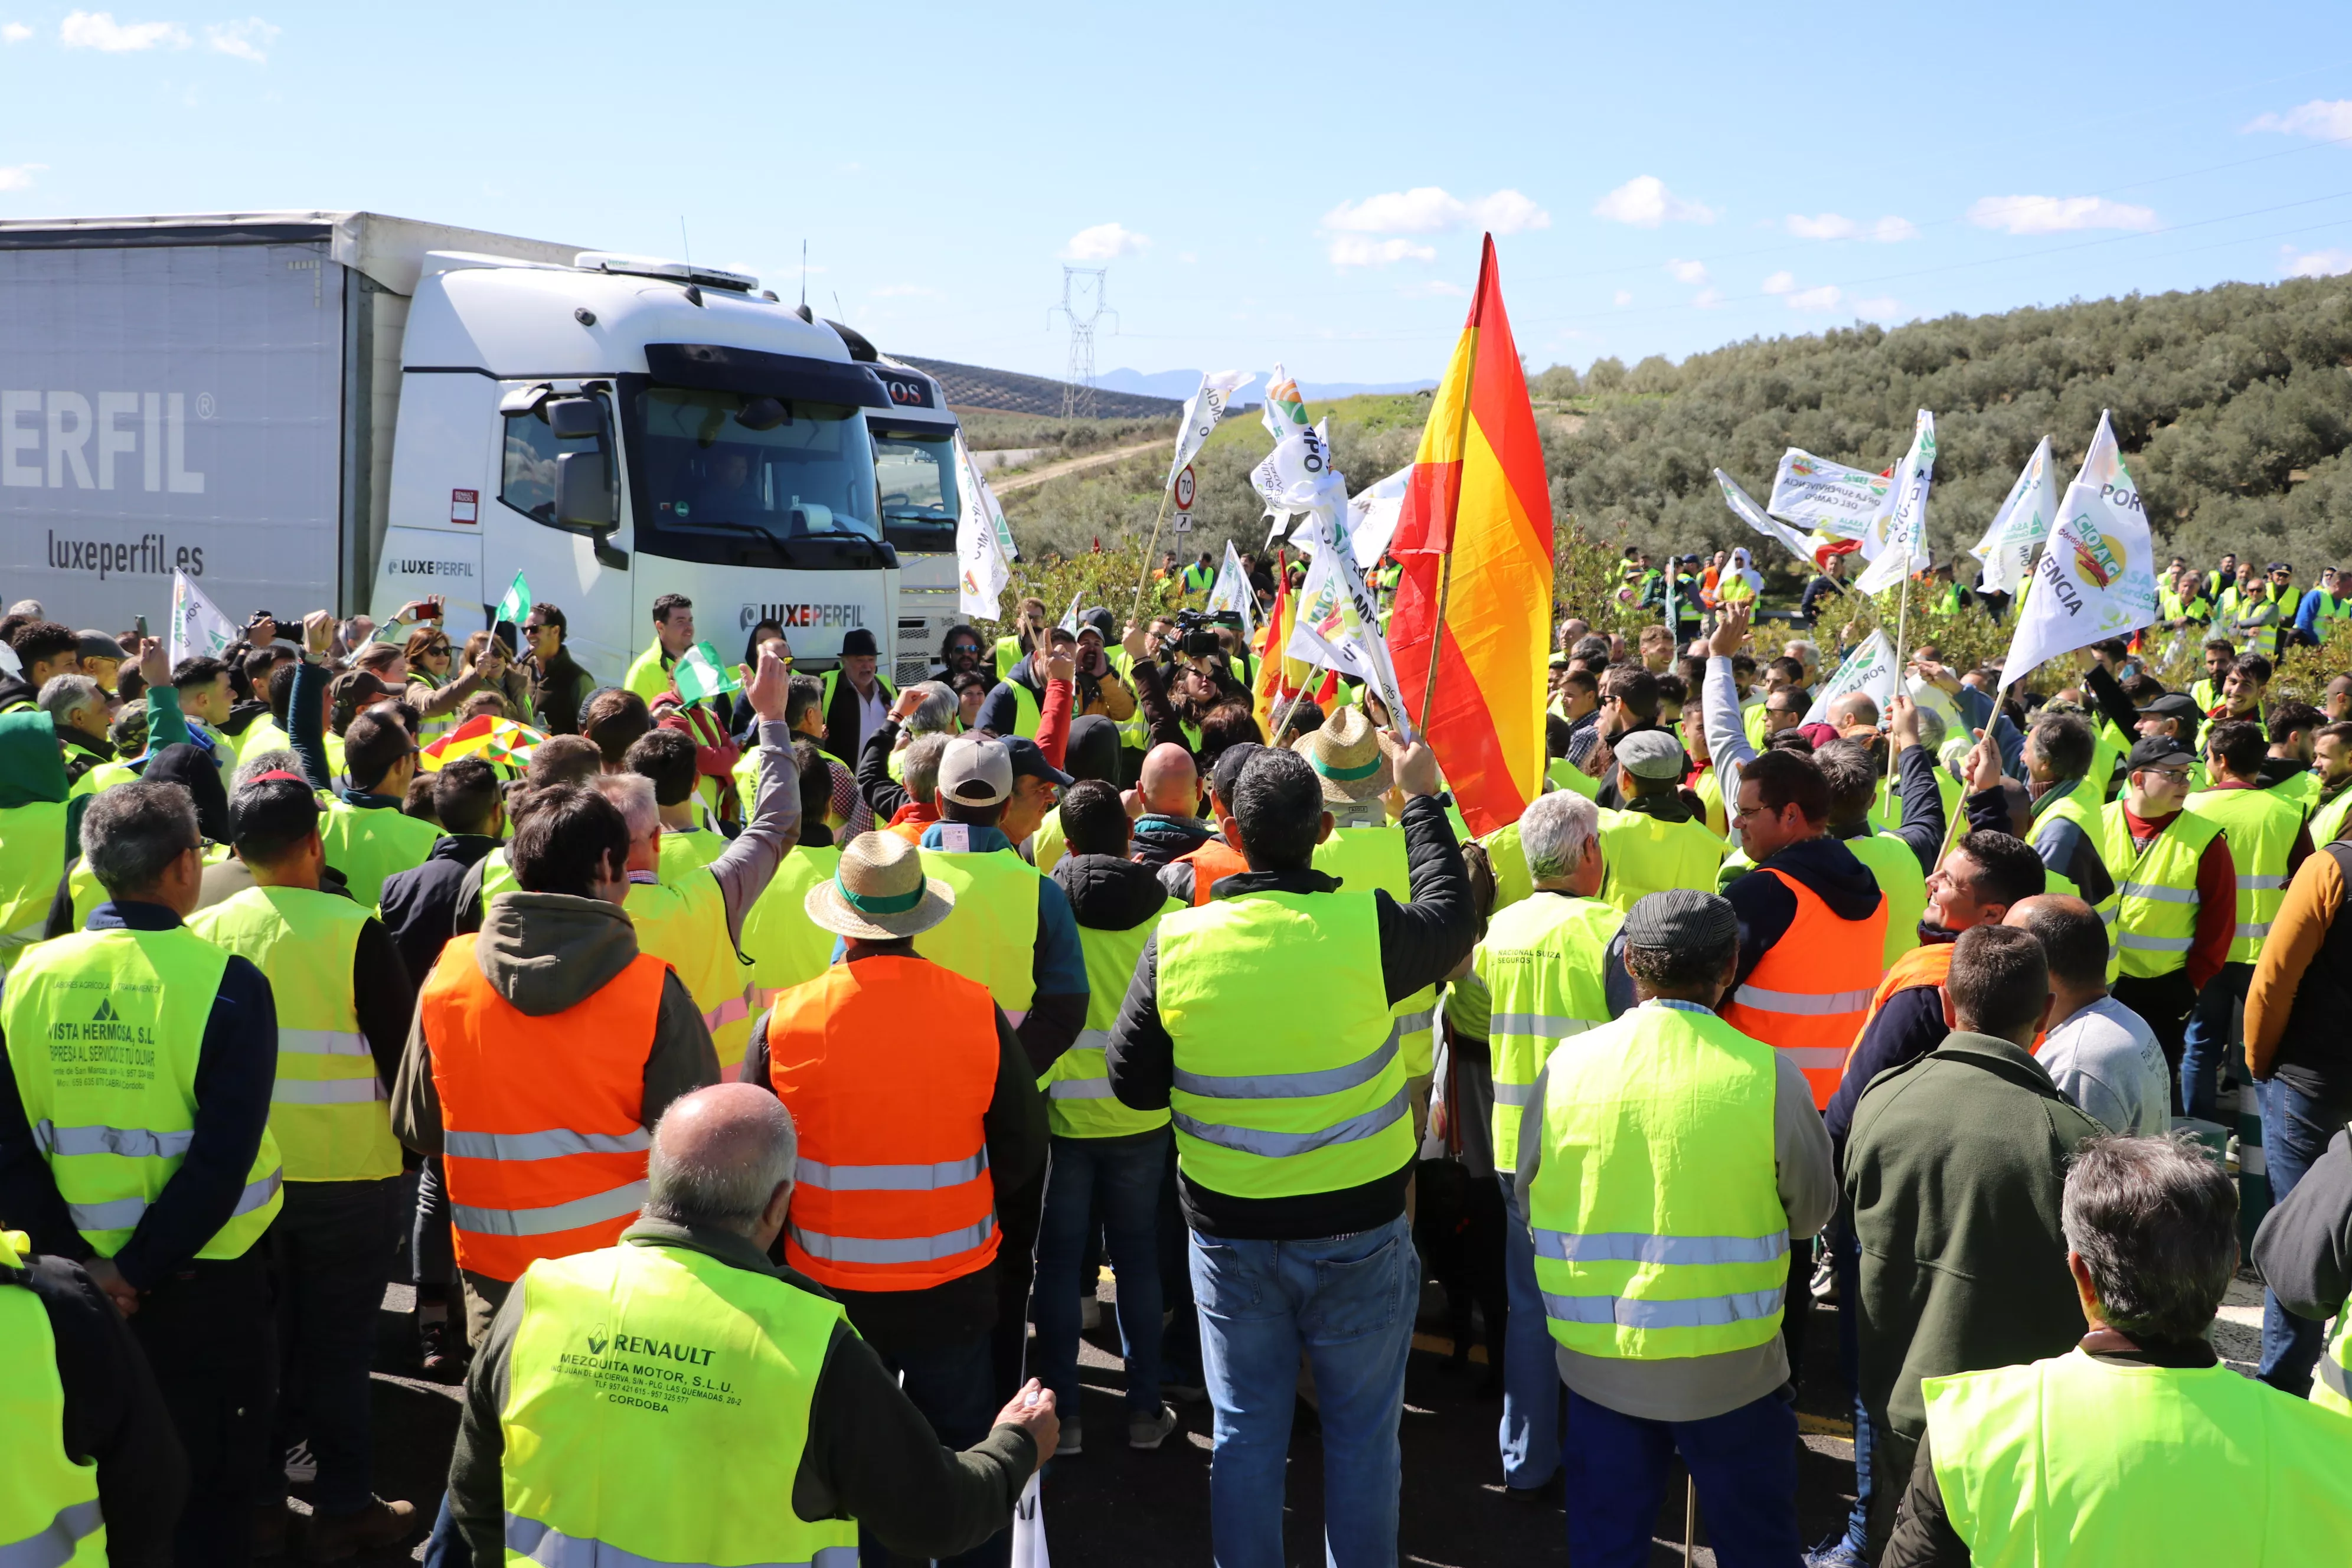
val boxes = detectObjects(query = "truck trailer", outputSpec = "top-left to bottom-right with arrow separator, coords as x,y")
0,211 -> 903,680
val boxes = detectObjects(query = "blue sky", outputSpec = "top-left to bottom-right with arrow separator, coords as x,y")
8,1 -> 2352,388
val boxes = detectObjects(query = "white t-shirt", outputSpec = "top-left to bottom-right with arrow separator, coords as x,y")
2039,995 -> 2171,1135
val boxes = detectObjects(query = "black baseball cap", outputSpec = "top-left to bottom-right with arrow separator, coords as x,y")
2125,734 -> 2196,771
2136,692 -> 2201,725
1002,736 -> 1073,788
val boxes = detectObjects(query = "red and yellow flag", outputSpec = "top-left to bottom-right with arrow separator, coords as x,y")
1388,236 -> 1553,837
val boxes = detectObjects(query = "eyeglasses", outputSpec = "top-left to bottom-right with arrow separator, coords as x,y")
2137,766 -> 2190,783
423,642 -> 452,656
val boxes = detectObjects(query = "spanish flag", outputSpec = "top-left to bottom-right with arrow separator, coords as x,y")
1388,236 -> 1553,836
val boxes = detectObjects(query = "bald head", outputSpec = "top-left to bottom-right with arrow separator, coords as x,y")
1138,742 -> 1200,818
1827,692 -> 1877,732
2004,893 -> 2109,996
645,1083 -> 798,1242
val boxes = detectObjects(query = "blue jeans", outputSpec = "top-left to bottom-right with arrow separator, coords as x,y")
1498,1174 -> 1562,1490
2258,1079 -> 2352,1394
2180,963 -> 2249,1123
1189,1214 -> 1419,1568
1033,1131 -> 1168,1422
1831,1228 -> 1874,1556
871,1335 -> 1006,1568
1563,1386 -> 1804,1568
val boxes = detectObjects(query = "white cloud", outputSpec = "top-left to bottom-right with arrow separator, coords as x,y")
1061,221 -> 1149,262
1665,257 -> 1709,285
1612,290 -> 1634,307
870,283 -> 942,299
1785,212 -> 1917,243
1761,270 -> 1796,295
2,21 -> 32,41
1591,175 -> 1716,228
1851,296 -> 1904,321
1321,185 -> 1550,237
2244,100 -> 2352,141
2283,246 -> 2352,279
1328,236 -> 1436,267
1177,250 -> 1197,265
59,10 -> 189,49
205,16 -> 276,62
1786,284 -> 1844,312
0,163 -> 44,191
1967,195 -> 2159,236
1691,288 -> 1725,310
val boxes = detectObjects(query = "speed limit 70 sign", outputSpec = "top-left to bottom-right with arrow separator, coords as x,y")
1173,465 -> 1196,510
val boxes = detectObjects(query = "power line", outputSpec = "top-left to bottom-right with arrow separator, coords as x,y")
1048,266 -> 1116,417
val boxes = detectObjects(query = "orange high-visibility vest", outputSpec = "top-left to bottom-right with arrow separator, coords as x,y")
420,937 -> 668,1282
766,955 -> 1001,1292
1720,868 -> 1887,1109
1853,942 -> 1952,1046
1174,838 -> 1252,906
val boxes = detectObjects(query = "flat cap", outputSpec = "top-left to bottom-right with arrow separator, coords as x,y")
1623,889 -> 1739,951
2135,691 -> 2201,724
1614,729 -> 1686,780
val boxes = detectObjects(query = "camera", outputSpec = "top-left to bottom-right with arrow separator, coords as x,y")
1174,608 -> 1242,659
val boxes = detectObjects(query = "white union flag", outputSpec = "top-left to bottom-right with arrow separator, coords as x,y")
1997,411 -> 2158,680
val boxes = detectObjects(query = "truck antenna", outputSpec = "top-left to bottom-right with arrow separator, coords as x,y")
800,240 -> 808,310
679,217 -> 692,275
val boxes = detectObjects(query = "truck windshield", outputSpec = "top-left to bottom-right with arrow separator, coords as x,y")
873,427 -> 959,554
625,386 -> 887,570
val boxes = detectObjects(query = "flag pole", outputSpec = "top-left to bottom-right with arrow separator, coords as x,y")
1131,489 -> 1175,625
1272,666 -> 1321,745
1416,317 -> 1484,739
1886,566 -> 1912,795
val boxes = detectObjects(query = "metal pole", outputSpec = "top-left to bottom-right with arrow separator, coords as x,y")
1683,1474 -> 1697,1564
1130,488 -> 1176,627
1416,326 -> 1483,739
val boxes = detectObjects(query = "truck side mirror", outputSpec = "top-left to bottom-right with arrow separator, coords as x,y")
547,398 -> 603,439
554,450 -> 616,530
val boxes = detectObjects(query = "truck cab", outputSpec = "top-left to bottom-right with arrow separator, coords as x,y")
865,358 -> 969,686
373,249 -> 899,682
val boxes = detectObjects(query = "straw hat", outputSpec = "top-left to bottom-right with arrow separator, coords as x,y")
802,832 -> 956,940
1291,706 -> 1394,805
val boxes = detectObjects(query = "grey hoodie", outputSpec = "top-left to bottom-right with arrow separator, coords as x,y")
390,891 -> 719,1157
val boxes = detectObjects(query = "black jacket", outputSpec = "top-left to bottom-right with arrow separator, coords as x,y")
2,1250 -> 188,1568
821,671 -> 896,769
2252,1128 -> 2352,1336
528,646 -> 597,735
380,834 -> 505,983
1107,793 -> 1475,1240
855,719 -> 910,824
1054,852 -> 1175,935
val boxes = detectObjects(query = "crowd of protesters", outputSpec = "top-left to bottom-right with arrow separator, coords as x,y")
5,544 -> 2352,1568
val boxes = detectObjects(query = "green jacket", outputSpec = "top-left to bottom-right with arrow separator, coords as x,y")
1844,1031 -> 2104,1452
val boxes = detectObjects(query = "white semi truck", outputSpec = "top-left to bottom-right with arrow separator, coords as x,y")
859,351 -> 969,684
0,211 -> 902,679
